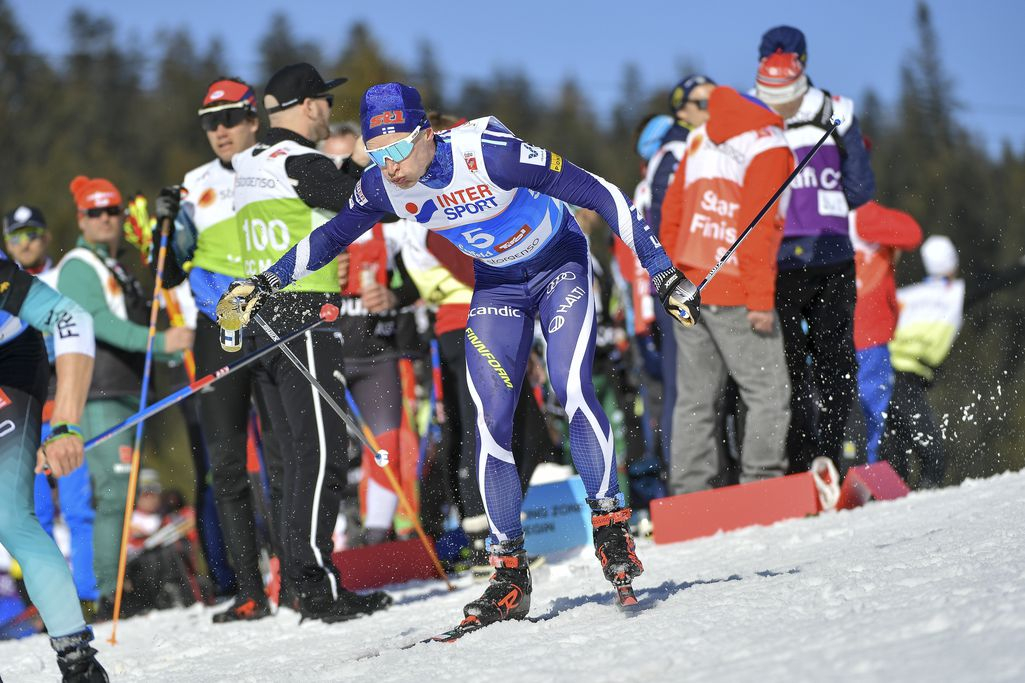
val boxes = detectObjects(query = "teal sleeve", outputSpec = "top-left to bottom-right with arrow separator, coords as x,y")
57,258 -> 164,353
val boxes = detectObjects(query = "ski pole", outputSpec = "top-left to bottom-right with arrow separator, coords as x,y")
85,305 -> 339,452
108,214 -> 173,645
248,313 -> 454,589
331,369 -> 455,592
696,118 -> 841,293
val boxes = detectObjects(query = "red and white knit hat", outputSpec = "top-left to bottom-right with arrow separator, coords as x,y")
756,50 -> 809,105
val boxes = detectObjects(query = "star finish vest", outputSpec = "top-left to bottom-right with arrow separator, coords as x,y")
233,140 -> 338,292
385,117 -> 565,268
181,159 -> 246,278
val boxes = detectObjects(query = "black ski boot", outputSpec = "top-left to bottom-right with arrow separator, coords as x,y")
590,501 -> 644,607
51,628 -> 108,683
461,539 -> 532,629
300,588 -> 393,624
212,595 -> 272,624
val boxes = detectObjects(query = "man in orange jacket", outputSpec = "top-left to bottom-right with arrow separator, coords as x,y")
660,84 -> 794,494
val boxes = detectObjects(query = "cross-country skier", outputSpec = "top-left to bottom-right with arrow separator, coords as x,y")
217,83 -> 700,628
1,254 -> 108,681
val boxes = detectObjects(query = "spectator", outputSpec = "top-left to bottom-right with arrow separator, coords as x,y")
883,236 -> 1025,487
320,121 -> 364,165
230,62 -> 390,622
645,75 -> 717,480
755,26 -> 875,472
156,77 -> 284,623
660,84 -> 793,493
5,205 -> 100,605
849,198 -> 922,463
51,175 -> 194,618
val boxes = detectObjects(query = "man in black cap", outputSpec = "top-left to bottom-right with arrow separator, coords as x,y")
642,74 -> 715,476
4,206 -> 52,275
229,62 -> 391,623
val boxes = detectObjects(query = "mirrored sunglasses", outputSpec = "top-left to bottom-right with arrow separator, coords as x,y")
366,119 -> 427,167
5,228 -> 46,246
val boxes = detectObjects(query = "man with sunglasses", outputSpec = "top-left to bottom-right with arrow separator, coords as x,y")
4,205 -> 52,275
643,74 -> 715,486
49,175 -> 193,617
219,82 -> 701,627
228,63 -> 392,624
153,78 -> 285,623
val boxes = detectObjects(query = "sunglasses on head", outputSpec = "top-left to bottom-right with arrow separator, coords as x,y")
366,118 -> 427,168
199,106 -> 253,132
83,206 -> 122,218
5,228 -> 45,246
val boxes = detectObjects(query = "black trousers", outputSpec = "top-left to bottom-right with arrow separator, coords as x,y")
246,303 -> 349,605
880,371 -> 945,485
195,315 -> 283,600
776,261 -> 858,471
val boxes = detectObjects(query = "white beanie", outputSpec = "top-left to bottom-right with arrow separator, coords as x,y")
921,235 -> 958,276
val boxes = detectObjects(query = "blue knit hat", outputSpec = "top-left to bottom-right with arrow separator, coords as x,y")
360,82 -> 429,141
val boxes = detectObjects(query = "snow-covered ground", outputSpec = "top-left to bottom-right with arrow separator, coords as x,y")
4,469 -> 1025,683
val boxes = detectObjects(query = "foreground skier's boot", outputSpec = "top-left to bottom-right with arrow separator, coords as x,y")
590,501 -> 644,607
461,539 -> 532,629
51,628 -> 108,683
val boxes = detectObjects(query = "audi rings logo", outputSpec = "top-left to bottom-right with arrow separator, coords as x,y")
548,315 -> 566,334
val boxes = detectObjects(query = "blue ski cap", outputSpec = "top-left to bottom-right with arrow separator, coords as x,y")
636,115 -> 673,160
669,74 -> 716,113
759,26 -> 808,65
360,82 -> 429,142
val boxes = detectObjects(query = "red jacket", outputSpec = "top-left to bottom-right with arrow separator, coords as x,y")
850,201 -> 923,350
661,87 -> 793,309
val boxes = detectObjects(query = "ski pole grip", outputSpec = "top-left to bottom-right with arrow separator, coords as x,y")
320,303 -> 340,322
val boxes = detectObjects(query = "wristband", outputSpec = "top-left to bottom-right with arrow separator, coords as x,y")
45,422 -> 84,445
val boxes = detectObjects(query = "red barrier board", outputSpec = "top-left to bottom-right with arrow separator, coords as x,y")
836,462 -> 910,511
332,538 -> 439,590
651,473 -> 820,545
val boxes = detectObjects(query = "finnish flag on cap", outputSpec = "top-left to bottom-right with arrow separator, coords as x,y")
360,82 -> 428,141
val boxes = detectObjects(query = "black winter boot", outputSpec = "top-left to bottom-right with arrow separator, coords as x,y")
461,539 -> 531,628
50,628 -> 108,683
589,501 -> 644,586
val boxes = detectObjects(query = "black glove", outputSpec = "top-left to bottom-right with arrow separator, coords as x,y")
215,272 -> 281,331
155,185 -> 182,223
652,267 -> 700,327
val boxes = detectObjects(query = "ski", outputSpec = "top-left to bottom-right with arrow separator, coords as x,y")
615,582 -> 640,610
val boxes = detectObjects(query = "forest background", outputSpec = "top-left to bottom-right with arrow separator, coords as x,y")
2,1 -> 1023,490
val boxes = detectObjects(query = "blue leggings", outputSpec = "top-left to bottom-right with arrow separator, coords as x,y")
0,384 -> 86,638
466,226 -> 619,544
856,344 -> 895,464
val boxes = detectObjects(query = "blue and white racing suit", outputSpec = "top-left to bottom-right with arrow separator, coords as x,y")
1,253 -> 95,637
267,117 -> 674,544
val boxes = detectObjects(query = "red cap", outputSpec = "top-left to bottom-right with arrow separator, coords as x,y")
200,79 -> 257,114
755,50 -> 808,105
69,176 -> 122,211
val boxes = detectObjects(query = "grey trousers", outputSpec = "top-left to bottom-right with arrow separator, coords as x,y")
670,305 -> 791,494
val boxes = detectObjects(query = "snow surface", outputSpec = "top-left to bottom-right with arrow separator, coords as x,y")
4,470 -> 1025,682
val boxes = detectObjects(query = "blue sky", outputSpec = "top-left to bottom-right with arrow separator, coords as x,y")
10,0 -> 1025,155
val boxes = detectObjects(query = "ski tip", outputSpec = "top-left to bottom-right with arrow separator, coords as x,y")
320,303 -> 340,322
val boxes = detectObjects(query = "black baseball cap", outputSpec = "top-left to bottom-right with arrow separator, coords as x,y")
263,63 -> 348,114
3,205 -> 46,237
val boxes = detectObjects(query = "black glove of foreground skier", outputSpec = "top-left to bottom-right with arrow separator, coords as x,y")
216,272 -> 281,331
652,267 -> 700,327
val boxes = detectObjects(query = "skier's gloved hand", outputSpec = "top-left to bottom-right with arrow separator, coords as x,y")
155,185 -> 182,223
216,272 -> 281,331
652,267 -> 700,327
